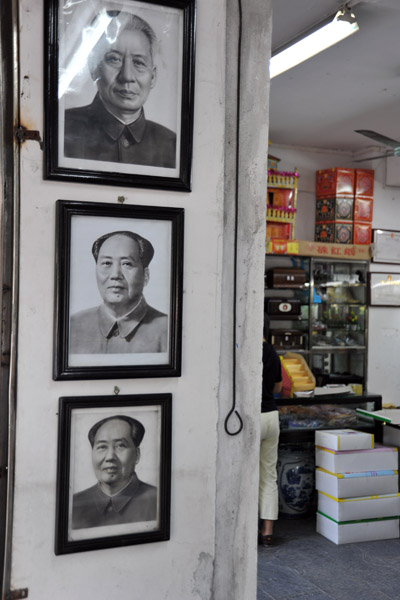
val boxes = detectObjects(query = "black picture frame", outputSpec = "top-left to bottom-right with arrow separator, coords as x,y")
55,394 -> 172,555
368,272 -> 400,307
44,0 -> 196,191
54,200 -> 184,380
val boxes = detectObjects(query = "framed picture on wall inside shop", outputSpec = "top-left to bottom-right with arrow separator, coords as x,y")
55,393 -> 172,555
53,200 -> 184,380
44,0 -> 196,191
368,272 -> 400,306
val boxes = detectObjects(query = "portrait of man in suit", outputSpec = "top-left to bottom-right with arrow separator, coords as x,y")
63,11 -> 177,169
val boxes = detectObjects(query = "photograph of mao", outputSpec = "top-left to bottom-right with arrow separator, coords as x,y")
53,201 -> 183,380
57,0 -> 185,178
54,394 -> 172,553
68,213 -> 172,368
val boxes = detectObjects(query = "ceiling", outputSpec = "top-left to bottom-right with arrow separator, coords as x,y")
269,0 -> 400,156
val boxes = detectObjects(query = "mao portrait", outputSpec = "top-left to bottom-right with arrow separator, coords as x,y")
46,0 -> 196,190
72,415 -> 157,529
54,394 -> 172,554
53,200 -> 184,380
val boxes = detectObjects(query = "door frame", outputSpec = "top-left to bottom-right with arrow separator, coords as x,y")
0,0 -> 20,597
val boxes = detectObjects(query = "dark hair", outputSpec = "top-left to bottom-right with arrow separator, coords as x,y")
88,12 -> 158,77
88,415 -> 145,448
92,231 -> 154,268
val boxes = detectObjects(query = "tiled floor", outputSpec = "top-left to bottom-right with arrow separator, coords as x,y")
257,514 -> 400,599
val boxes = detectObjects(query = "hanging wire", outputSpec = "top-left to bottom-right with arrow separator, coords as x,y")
224,0 -> 244,436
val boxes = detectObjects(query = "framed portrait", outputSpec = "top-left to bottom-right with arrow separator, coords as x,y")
44,0 -> 196,191
368,272 -> 400,307
53,200 -> 184,380
55,394 -> 172,554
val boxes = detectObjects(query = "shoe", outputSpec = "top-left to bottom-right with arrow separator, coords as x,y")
258,532 -> 274,547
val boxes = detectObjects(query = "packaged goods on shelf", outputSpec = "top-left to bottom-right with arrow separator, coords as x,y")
270,329 -> 304,349
315,429 -> 374,451
316,168 -> 355,198
354,197 -> 373,222
265,267 -> 307,288
266,222 -> 292,240
355,169 -> 374,198
353,222 -> 372,245
315,221 -> 353,244
316,468 -> 399,499
315,197 -> 354,222
266,298 -> 301,317
315,445 -> 398,473
268,187 -> 295,208
267,169 -> 298,240
316,512 -> 399,545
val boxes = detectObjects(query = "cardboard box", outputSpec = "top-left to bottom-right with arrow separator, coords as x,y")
316,168 -> 355,198
315,429 -> 374,451
353,222 -> 372,245
354,197 -> 373,222
315,221 -> 353,244
316,467 -> 399,499
265,239 -> 371,260
315,444 -> 398,473
315,197 -> 353,222
355,168 -> 374,198
318,491 -> 400,521
317,512 -> 399,545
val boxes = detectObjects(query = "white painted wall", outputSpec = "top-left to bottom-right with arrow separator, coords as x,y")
270,143 -> 400,406
10,1 -> 272,599
12,1 -> 224,598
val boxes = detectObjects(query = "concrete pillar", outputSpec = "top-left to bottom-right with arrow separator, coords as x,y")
213,0 -> 272,598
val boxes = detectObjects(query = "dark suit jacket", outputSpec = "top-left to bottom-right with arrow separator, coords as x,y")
72,474 -> 158,529
64,94 -> 176,168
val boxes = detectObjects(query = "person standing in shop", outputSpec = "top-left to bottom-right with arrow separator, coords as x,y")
259,314 -> 282,547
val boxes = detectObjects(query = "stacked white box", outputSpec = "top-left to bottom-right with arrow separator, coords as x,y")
315,429 -> 400,544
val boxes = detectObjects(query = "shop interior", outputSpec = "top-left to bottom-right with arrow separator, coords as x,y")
260,0 -> 400,597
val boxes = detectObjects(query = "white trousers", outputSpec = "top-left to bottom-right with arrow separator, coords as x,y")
259,410 -> 280,520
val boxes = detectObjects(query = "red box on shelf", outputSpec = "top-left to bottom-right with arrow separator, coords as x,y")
267,188 -> 295,208
353,222 -> 372,245
355,169 -> 374,198
354,197 -> 373,222
266,222 -> 292,240
316,168 -> 355,198
315,221 -> 353,244
315,197 -> 353,221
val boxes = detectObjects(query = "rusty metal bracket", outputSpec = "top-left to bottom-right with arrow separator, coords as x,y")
6,589 -> 29,600
14,126 -> 43,150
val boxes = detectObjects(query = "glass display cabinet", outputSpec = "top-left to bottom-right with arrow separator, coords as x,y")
265,255 -> 369,390
310,258 -> 368,388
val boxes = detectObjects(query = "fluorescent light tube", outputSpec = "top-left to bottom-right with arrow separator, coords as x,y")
270,8 -> 359,79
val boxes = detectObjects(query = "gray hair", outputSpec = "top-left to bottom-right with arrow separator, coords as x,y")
88,12 -> 158,76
